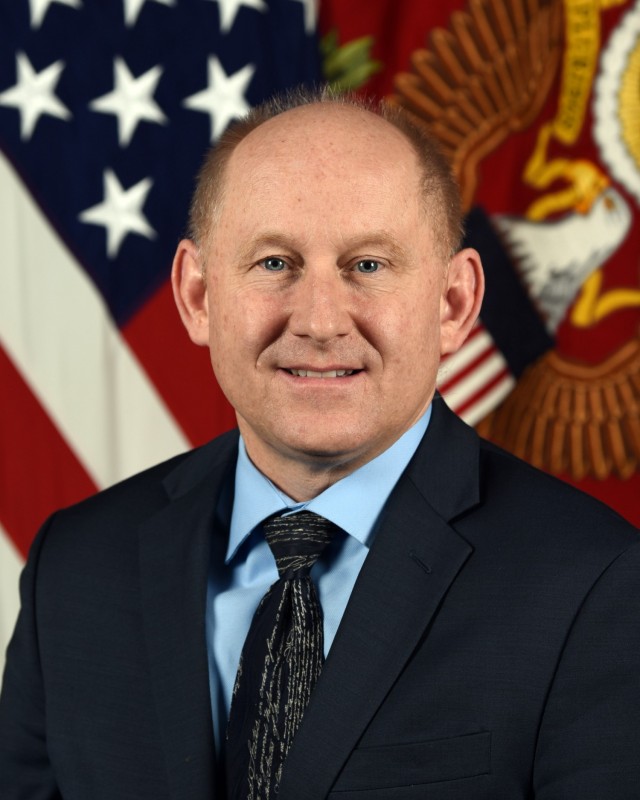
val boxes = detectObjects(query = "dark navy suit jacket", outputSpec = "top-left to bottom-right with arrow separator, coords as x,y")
1,399 -> 639,799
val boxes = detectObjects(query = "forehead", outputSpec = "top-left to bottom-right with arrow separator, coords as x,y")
224,104 -> 423,198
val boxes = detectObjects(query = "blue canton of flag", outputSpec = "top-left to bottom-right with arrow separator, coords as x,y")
0,0 -> 320,323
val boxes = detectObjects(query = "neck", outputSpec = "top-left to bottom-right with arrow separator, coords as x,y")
269,467 -> 347,503
249,451 -> 361,503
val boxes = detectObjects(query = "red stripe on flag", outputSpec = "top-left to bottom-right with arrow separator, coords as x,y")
454,367 -> 511,418
122,278 -> 237,448
0,346 -> 98,559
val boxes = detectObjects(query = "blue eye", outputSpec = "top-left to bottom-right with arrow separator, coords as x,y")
262,257 -> 286,271
355,259 -> 380,273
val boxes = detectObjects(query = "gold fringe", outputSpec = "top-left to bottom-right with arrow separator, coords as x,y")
476,339 -> 640,480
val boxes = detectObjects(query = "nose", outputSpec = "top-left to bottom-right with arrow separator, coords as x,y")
288,268 -> 353,343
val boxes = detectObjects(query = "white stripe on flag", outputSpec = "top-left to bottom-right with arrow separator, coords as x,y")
0,152 -> 189,489
0,523 -> 24,683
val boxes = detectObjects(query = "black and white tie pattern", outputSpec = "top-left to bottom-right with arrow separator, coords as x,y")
226,511 -> 337,800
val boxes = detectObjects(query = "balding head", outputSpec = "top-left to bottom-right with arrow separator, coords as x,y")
187,90 -> 463,265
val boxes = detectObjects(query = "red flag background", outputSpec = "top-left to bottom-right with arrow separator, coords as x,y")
2,0 -> 639,673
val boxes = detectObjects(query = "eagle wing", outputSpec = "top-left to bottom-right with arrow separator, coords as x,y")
476,339 -> 640,480
389,0 -> 564,210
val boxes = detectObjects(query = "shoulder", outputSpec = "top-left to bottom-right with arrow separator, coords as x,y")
420,397 -> 637,548
479,435 -> 633,526
469,435 -> 639,568
428,423 -> 640,632
31,429 -> 239,561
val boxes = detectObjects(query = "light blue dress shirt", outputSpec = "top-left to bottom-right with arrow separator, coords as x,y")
206,406 -> 431,748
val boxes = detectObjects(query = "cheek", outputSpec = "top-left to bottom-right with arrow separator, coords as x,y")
363,289 -> 441,365
208,287 -> 286,367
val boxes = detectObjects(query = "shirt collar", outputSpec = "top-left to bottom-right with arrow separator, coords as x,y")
226,406 -> 431,563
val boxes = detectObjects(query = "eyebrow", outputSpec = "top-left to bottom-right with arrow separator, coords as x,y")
339,231 -> 409,262
237,233 -> 302,263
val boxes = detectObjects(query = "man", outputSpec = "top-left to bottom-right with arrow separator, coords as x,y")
1,90 -> 639,799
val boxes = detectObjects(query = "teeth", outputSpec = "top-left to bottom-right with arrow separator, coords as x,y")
288,369 -> 355,378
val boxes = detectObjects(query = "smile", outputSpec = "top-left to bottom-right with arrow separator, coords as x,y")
286,369 -> 357,378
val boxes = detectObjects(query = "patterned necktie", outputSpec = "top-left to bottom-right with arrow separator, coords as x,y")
226,511 -> 337,800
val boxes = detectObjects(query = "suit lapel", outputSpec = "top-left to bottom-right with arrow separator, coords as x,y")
138,434 -> 238,800
279,401 -> 481,800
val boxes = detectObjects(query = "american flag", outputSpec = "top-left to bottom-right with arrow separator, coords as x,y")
0,0 -> 321,670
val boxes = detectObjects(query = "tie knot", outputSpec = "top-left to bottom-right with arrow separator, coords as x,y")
263,510 -> 337,579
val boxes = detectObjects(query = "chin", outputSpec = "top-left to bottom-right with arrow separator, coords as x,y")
241,413 -> 381,471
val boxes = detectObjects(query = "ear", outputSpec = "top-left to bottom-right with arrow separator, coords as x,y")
439,247 -> 484,356
171,239 -> 210,347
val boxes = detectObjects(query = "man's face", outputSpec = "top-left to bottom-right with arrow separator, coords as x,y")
177,105 -> 479,488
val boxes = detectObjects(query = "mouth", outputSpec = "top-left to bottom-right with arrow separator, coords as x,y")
284,368 -> 361,378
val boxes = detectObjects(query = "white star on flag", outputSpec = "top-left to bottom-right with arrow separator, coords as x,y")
89,58 -> 167,147
182,56 -> 254,142
79,169 -> 156,258
0,52 -> 71,140
29,0 -> 82,29
290,0 -> 316,34
122,0 -> 174,27
210,0 -> 267,33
